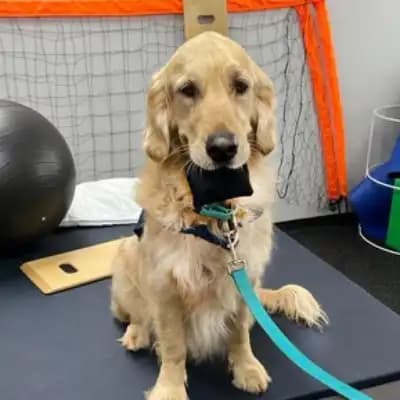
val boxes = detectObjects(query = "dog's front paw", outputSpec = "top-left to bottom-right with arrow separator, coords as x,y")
117,323 -> 150,351
231,356 -> 271,394
258,285 -> 329,329
278,285 -> 329,329
146,384 -> 188,400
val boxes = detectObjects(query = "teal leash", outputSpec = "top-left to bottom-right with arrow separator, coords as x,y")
231,266 -> 372,400
200,204 -> 373,400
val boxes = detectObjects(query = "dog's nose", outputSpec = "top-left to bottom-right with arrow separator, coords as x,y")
206,132 -> 238,163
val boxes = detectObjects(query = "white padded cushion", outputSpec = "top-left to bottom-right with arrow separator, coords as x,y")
60,178 -> 142,227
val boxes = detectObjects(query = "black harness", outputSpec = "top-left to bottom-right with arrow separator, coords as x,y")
133,210 -> 231,250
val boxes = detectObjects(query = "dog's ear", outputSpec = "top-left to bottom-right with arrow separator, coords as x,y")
144,68 -> 171,162
251,63 -> 276,156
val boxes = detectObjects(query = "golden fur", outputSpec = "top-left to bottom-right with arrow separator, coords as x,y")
111,32 -> 328,400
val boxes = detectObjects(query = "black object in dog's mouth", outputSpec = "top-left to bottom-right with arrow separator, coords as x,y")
185,164 -> 254,212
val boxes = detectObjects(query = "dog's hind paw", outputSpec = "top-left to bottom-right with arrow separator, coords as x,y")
117,323 -> 150,351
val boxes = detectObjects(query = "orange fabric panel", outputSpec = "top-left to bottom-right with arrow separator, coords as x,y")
296,4 -> 340,201
314,0 -> 347,196
0,0 -> 319,18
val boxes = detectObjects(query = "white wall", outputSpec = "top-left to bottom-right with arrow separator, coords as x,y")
327,0 -> 400,189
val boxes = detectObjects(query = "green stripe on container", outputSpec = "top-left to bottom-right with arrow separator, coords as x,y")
386,177 -> 400,251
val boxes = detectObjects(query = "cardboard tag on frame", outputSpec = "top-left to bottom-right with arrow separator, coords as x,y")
183,0 -> 228,40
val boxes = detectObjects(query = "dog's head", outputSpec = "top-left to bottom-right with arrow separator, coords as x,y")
144,31 -> 276,170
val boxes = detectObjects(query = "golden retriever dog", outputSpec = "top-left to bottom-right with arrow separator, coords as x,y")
111,31 -> 327,400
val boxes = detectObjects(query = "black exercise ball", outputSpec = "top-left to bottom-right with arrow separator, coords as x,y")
0,100 -> 76,248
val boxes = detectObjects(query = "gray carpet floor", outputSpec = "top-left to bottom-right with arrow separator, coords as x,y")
278,214 -> 400,314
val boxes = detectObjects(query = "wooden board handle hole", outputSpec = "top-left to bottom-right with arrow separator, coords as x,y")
59,263 -> 78,274
197,14 -> 215,25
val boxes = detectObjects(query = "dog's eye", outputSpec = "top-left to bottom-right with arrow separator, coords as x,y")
233,79 -> 249,95
178,81 -> 198,98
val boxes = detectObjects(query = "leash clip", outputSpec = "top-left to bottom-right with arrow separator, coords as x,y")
199,202 -> 246,271
221,216 -> 239,248
227,259 -> 247,273
222,217 -> 246,273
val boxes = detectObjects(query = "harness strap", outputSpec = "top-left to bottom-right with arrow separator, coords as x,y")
133,210 -> 230,249
181,225 -> 229,249
133,210 -> 146,238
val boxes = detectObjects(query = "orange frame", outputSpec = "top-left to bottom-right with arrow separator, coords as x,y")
296,1 -> 347,201
0,0 -> 347,203
0,1 -> 318,17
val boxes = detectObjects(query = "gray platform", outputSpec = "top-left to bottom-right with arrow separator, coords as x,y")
1,226 -> 400,400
